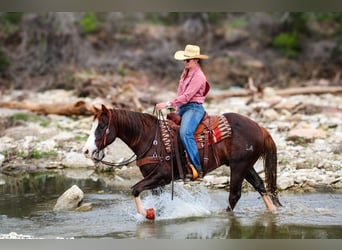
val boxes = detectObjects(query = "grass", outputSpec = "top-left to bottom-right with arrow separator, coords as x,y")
8,112 -> 51,127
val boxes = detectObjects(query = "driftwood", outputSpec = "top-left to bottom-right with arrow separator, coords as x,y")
0,100 -> 96,116
207,85 -> 342,102
1,85 -> 342,117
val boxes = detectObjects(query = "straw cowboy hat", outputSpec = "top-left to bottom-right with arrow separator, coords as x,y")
174,44 -> 209,60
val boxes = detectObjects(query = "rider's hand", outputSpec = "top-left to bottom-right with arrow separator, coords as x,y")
155,102 -> 168,111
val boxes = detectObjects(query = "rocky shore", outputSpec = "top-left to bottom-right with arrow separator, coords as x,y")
0,88 -> 341,193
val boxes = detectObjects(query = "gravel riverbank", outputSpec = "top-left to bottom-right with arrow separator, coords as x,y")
0,88 -> 341,193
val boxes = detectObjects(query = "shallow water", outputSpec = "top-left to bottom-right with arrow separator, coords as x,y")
0,172 -> 341,239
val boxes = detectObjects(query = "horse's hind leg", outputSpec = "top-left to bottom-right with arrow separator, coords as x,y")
245,168 -> 276,211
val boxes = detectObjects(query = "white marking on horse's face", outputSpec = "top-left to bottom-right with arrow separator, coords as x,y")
83,119 -> 99,158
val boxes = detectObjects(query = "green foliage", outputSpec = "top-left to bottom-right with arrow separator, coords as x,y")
207,13 -> 227,25
315,13 -> 342,22
80,12 -> 99,34
32,149 -> 58,159
146,13 -> 227,26
272,31 -> 301,58
280,13 -> 309,34
17,149 -> 58,159
9,113 -> 51,127
0,12 -> 22,34
146,13 -> 179,25
75,135 -> 87,141
226,17 -> 247,28
315,13 -> 342,35
117,65 -> 126,77
0,48 -> 10,74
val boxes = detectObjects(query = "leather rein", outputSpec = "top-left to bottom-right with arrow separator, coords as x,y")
93,109 -> 161,168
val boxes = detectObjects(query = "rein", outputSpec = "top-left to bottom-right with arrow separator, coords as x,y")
94,109 -> 137,168
94,152 -> 137,167
94,109 -> 158,168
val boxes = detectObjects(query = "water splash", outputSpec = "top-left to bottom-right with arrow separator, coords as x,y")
137,183 -> 225,221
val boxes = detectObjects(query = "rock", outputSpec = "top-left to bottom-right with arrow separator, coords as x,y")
212,176 -> 229,185
203,175 -> 215,185
75,202 -> 93,212
278,172 -> 294,190
0,154 -> 4,167
53,185 -> 84,212
262,108 -> 279,121
0,136 -> 16,152
203,175 -> 228,187
274,99 -> 301,110
61,152 -> 95,168
224,27 -> 250,45
287,128 -> 327,141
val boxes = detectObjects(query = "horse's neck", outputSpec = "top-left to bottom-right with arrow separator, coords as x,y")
112,109 -> 156,154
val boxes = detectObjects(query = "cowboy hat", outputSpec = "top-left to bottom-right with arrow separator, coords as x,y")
174,44 -> 209,60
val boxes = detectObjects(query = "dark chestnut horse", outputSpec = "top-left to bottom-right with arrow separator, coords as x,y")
83,105 -> 282,220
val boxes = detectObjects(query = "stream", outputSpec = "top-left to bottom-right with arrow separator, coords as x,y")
0,171 -> 341,239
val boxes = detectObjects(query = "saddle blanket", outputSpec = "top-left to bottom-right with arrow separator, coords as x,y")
159,115 -> 232,153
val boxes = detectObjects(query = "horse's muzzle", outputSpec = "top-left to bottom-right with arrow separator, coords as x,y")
92,150 -> 105,162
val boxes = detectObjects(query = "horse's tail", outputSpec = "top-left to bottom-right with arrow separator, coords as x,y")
261,127 -> 282,207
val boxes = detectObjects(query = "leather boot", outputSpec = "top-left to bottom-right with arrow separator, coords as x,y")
187,164 -> 198,181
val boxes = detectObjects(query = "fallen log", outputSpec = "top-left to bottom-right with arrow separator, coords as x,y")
275,86 -> 342,96
207,86 -> 342,101
0,100 -> 96,116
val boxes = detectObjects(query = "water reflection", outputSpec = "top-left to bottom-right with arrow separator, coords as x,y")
0,170 -> 106,217
132,212 -> 342,239
0,171 -> 341,239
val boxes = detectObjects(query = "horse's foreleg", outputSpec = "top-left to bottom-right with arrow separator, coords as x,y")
132,176 -> 164,220
134,196 -> 146,217
227,170 -> 244,211
134,196 -> 155,220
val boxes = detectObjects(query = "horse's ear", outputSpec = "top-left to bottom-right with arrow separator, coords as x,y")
101,104 -> 108,112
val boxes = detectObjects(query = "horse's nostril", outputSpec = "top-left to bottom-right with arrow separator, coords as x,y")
84,149 -> 89,155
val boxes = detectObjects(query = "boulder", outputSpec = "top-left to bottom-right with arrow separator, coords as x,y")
0,154 -> 4,167
278,171 -> 294,190
75,202 -> 93,212
61,152 -> 95,168
53,185 -> 84,212
287,128 -> 327,143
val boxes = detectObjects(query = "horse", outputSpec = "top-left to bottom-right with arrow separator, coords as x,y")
83,105 -> 282,220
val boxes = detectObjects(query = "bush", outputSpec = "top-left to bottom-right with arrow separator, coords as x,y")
80,12 -> 99,34
272,31 -> 302,58
0,12 -> 22,34
0,49 -> 10,75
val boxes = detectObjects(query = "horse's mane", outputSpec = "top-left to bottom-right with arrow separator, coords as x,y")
94,107 -> 158,141
114,109 -> 157,131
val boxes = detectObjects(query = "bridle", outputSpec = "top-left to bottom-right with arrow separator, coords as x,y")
93,109 -> 137,167
98,108 -> 113,151
92,109 -> 157,168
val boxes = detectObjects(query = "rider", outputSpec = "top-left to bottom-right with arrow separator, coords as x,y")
156,44 -> 211,181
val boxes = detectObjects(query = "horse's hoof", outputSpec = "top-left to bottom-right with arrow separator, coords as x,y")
145,208 -> 155,220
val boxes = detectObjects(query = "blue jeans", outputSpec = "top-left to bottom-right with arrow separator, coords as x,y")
178,102 -> 205,172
